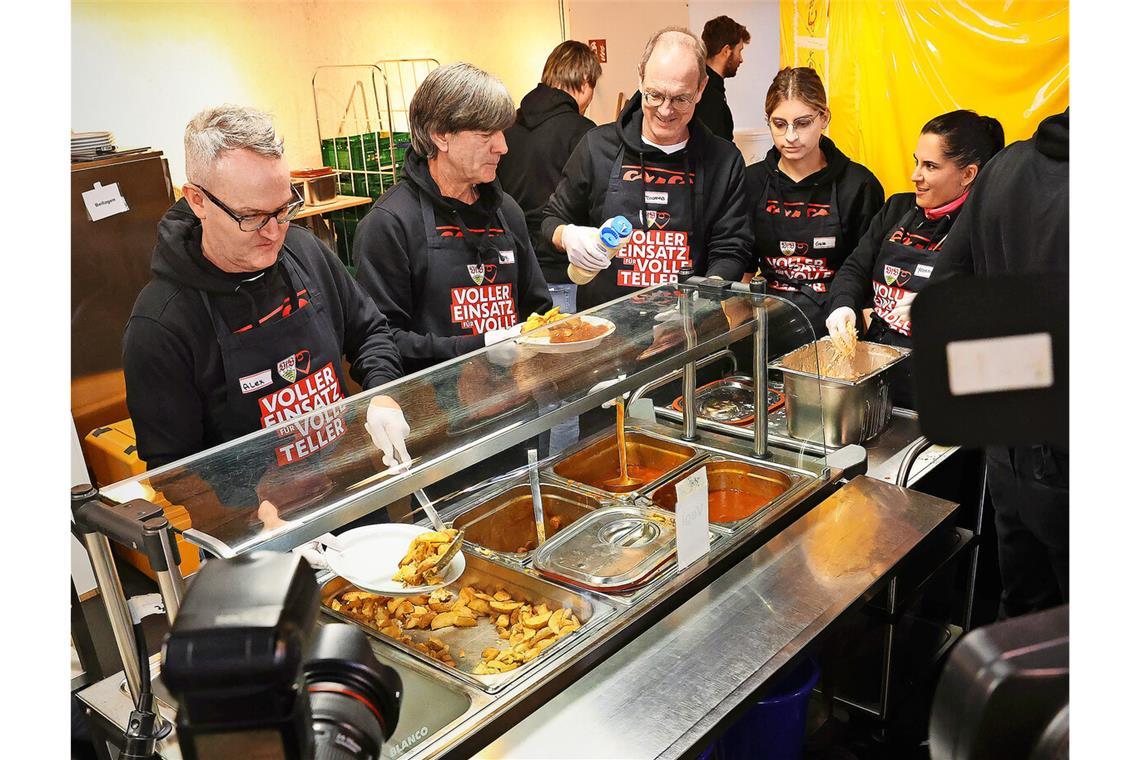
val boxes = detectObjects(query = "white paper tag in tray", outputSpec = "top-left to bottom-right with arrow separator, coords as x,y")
674,466 -> 710,570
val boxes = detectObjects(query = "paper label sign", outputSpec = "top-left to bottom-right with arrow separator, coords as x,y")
946,332 -> 1054,396
82,181 -> 130,221
674,466 -> 710,570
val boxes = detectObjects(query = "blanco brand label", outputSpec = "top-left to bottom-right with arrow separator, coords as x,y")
915,264 -> 934,278
389,726 -> 430,757
813,236 -> 836,249
239,369 -> 272,394
498,249 -> 515,264
946,333 -> 1054,396
644,191 -> 669,205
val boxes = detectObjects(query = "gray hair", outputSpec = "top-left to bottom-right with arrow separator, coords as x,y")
184,104 -> 284,183
638,27 -> 708,86
408,62 -> 515,160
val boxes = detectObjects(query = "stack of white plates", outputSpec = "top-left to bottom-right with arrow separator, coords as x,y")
71,131 -> 115,161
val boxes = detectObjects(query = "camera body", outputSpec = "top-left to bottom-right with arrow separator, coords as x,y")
161,551 -> 401,759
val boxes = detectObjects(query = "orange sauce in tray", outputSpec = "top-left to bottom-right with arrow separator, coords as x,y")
708,489 -> 765,522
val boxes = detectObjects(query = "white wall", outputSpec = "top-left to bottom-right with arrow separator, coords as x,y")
689,0 -> 779,163
73,1 -> 564,186
566,0 -> 690,125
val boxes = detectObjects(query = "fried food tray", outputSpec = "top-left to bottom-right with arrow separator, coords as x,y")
320,553 -> 609,694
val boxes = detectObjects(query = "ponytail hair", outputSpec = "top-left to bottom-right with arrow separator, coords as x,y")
921,110 -> 1005,171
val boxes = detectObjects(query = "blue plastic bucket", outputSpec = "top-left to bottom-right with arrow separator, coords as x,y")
717,658 -> 821,760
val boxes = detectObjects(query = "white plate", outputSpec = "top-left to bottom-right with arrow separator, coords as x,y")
323,523 -> 465,596
517,315 -> 616,354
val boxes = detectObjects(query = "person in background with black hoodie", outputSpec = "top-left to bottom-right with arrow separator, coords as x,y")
826,109 -> 1005,406
353,62 -> 552,375
498,40 -> 601,314
934,108 -> 1070,617
695,15 -> 750,142
123,105 -> 409,476
542,27 -> 753,312
748,67 -> 884,338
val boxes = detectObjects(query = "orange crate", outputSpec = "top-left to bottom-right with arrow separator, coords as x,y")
83,419 -> 201,579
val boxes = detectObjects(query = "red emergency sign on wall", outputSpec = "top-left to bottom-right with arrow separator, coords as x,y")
589,39 -> 607,63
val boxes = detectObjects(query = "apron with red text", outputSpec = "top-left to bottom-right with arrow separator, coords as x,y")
865,207 -> 951,346
199,250 -> 350,466
757,176 -> 844,337
419,191 -> 522,336
576,145 -> 703,310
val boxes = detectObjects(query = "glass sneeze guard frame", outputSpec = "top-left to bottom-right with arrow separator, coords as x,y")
99,283 -> 827,557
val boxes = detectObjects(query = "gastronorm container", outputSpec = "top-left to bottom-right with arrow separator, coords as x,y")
670,375 -> 786,425
453,482 -> 602,563
770,340 -> 910,446
320,554 -> 604,694
533,505 -> 677,592
290,167 -> 338,206
648,457 -> 797,531
552,430 -> 700,496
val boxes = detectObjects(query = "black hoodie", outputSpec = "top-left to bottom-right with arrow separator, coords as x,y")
937,108 -> 1069,278
693,66 -> 734,142
747,137 -> 884,278
540,92 -> 753,310
498,83 -> 596,283
353,149 -> 552,373
122,199 -> 403,468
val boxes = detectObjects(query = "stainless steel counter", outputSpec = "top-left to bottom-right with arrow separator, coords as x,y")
864,409 -> 958,486
480,476 -> 959,759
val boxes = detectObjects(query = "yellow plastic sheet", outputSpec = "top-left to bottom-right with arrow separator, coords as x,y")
779,1 -> 1069,196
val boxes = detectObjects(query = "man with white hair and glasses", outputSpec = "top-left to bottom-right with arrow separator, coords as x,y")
542,26 -> 753,311
123,104 -> 411,474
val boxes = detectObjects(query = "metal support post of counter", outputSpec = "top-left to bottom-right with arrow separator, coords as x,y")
750,277 -> 769,459
679,281 -> 697,442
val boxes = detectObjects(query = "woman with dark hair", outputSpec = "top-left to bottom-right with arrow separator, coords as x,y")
826,109 -> 1003,406
748,67 -> 885,338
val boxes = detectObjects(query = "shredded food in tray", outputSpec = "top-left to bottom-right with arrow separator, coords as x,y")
778,339 -> 903,382
394,529 -> 460,587
330,585 -> 581,673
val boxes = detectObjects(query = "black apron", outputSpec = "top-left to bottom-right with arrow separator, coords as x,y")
419,191 -> 522,337
577,145 -> 704,310
865,207 -> 949,346
759,174 -> 844,337
864,207 -> 951,409
199,250 -> 350,467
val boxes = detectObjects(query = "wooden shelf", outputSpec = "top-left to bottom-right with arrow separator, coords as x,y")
294,194 -> 373,219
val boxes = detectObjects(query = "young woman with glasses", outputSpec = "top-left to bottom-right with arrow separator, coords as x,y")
746,67 -> 885,339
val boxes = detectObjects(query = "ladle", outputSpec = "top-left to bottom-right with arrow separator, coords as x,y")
603,397 -> 644,492
528,448 -> 546,545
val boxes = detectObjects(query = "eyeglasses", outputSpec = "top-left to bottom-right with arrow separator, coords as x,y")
194,183 -> 305,232
768,112 -> 824,136
642,89 -> 697,112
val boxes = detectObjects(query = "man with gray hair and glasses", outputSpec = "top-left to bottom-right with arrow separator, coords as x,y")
542,26 -> 753,311
123,104 -> 411,475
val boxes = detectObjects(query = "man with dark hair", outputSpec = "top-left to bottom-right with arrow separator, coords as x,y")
695,15 -> 750,142
499,40 -> 602,313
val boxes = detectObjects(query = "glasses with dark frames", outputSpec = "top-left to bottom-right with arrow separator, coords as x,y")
194,183 -> 305,232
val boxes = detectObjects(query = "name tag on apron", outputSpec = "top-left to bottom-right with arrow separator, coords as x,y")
814,236 -> 836,249
498,249 -> 515,264
645,191 -> 669,205
915,264 -> 934,278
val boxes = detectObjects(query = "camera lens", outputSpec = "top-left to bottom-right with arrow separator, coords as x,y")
303,624 -> 402,760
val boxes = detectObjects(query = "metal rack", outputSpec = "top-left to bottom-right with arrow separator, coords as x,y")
310,59 -> 438,264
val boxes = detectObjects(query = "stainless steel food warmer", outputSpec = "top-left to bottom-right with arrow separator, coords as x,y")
78,282 -> 932,760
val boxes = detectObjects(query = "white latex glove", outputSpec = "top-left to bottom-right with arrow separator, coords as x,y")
562,225 -> 611,272
364,396 -> 411,468
484,324 -> 523,367
484,323 -> 523,345
589,373 -> 628,408
887,292 -> 917,323
826,306 -> 857,342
